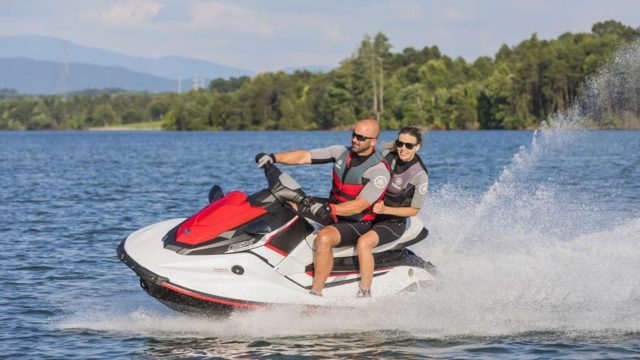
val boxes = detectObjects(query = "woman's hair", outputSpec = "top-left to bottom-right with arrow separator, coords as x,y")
384,126 -> 424,150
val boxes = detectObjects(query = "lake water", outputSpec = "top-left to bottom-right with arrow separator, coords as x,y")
1,130 -> 639,358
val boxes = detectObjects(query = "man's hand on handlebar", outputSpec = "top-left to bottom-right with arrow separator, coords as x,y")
307,198 -> 337,225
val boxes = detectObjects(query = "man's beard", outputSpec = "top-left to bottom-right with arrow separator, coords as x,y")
352,141 -> 370,154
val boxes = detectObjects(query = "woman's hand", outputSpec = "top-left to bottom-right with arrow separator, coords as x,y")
373,201 -> 385,214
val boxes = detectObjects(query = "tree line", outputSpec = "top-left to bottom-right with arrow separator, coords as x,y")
1,20 -> 638,131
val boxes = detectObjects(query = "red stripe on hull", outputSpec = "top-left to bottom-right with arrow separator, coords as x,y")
161,282 -> 258,309
265,243 -> 288,256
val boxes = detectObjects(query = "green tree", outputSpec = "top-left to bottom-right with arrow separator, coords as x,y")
446,83 -> 480,129
209,76 -> 251,93
92,104 -> 120,126
148,95 -> 173,121
479,65 -> 517,129
592,20 -> 639,40
315,63 -> 356,128
27,100 -> 54,129
395,84 -> 428,127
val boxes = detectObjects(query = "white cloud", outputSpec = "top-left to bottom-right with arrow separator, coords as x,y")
373,0 -> 426,21
442,7 -> 465,21
322,27 -> 346,42
100,1 -> 164,26
189,1 -> 275,37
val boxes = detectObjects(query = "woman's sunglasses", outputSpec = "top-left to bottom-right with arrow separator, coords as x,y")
395,140 -> 417,150
352,131 -> 375,142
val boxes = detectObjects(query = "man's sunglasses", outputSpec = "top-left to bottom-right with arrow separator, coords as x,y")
352,131 -> 375,142
395,140 -> 417,150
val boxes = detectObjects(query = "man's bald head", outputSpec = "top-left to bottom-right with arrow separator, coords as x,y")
351,119 -> 380,155
354,119 -> 380,139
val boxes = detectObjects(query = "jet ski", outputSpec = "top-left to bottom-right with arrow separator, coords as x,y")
117,163 -> 436,315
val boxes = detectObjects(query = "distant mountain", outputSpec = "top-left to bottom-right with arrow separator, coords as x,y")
0,58 -> 179,94
0,35 -> 254,81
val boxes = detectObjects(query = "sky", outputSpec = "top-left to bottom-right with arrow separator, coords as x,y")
1,0 -> 639,72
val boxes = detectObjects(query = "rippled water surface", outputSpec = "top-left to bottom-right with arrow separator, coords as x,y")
1,130 -> 639,359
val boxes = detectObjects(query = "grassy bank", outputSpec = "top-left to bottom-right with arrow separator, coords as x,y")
89,121 -> 162,131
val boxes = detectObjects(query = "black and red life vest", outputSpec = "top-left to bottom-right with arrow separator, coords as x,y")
329,147 -> 388,221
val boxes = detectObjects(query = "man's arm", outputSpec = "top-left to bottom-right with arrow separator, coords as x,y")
334,163 -> 390,217
334,198 -> 371,217
273,145 -> 347,165
274,150 -> 311,165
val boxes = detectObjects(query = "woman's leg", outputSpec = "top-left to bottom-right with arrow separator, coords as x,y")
357,230 -> 379,291
357,220 -> 407,292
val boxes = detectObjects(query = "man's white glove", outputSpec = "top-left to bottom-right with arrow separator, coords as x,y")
308,201 -> 336,225
255,153 -> 276,168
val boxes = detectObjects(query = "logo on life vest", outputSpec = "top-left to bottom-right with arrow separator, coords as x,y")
373,176 -> 388,189
394,177 -> 403,186
335,159 -> 343,170
418,183 -> 427,195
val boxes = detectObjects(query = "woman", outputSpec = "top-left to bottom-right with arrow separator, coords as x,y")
355,126 -> 428,297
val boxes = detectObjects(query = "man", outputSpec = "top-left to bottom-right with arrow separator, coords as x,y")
255,119 -> 390,296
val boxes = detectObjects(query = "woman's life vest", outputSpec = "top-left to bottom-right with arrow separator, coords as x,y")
329,147 -> 388,221
383,151 -> 428,209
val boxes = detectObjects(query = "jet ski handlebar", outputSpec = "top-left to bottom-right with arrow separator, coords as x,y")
262,163 -> 308,205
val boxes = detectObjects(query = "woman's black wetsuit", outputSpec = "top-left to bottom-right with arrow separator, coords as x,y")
370,150 -> 428,245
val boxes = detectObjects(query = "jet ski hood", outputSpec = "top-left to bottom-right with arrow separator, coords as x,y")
175,191 -> 267,246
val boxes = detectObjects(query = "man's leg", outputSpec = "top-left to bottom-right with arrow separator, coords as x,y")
310,226 -> 341,295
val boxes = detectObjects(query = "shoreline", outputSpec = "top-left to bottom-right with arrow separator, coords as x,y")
88,126 -> 162,131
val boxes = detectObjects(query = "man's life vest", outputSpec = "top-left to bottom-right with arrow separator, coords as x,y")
329,147 -> 388,221
383,151 -> 428,209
